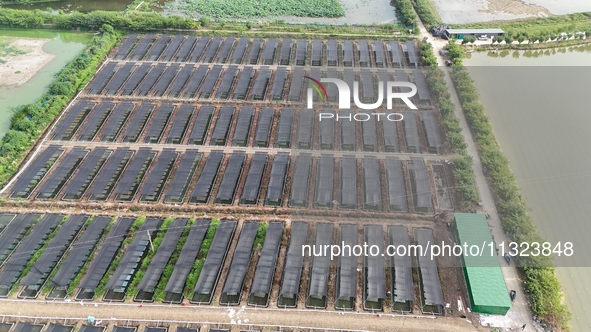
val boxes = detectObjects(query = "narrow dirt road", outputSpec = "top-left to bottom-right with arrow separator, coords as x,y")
415,17 -> 535,332
0,300 -> 480,332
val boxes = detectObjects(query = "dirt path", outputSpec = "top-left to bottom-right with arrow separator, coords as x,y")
0,300 -> 480,332
0,37 -> 55,88
416,16 -> 536,332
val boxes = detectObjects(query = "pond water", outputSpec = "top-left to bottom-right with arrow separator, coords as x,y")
0,30 -> 91,138
464,46 -> 591,332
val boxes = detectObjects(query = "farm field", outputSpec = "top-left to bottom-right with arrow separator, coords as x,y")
0,34 -> 479,331
0,213 -> 465,317
2,35 -> 454,216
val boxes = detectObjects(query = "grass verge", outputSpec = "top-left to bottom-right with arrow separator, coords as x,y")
125,217 -> 174,300
94,216 -> 146,299
152,219 -> 194,302
183,218 -> 220,297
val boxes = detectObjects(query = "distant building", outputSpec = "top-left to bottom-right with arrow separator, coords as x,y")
444,28 -> 505,40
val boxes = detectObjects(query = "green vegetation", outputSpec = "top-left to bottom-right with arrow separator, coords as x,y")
0,29 -> 93,43
419,40 -> 478,203
126,217 -> 174,300
0,40 -> 26,56
461,36 -> 477,45
0,8 -> 195,30
455,12 -> 591,46
0,38 -> 26,64
184,218 -> 220,296
94,216 -> 146,298
391,0 -> 417,28
0,24 -> 119,190
67,217 -> 113,295
412,0 -> 441,28
0,8 -> 412,40
446,41 -> 571,330
455,12 -> 591,34
171,0 -> 344,19
152,219 -> 193,302
253,222 -> 268,251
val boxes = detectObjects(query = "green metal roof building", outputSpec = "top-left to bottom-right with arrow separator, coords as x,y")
454,213 -> 512,315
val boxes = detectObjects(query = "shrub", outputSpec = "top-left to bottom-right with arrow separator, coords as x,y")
412,0 -> 441,28
391,0 -> 417,28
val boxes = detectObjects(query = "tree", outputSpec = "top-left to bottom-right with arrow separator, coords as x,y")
199,16 -> 210,27
49,81 -> 73,96
504,35 -> 514,44
245,22 -> 252,30
516,35 -> 526,44
99,23 -> 114,35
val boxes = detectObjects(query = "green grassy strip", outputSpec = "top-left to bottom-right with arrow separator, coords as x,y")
67,217 -> 114,296
418,40 -> 479,203
0,25 -> 119,189
453,12 -> 591,33
183,218 -> 220,297
453,11 -> 591,44
0,8 -> 195,30
42,216 -> 94,295
152,219 -> 194,302
94,216 -> 146,299
445,41 -> 571,330
9,215 -> 67,295
253,222 -> 268,252
125,217 -> 175,300
412,0 -> 441,28
389,0 -> 417,28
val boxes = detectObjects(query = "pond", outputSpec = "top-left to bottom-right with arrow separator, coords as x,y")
0,30 -> 91,138
464,46 -> 591,332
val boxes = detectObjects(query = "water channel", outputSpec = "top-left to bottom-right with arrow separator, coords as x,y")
0,30 -> 91,137
464,45 -> 591,332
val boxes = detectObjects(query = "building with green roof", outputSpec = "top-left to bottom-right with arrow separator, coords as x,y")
454,213 -> 512,315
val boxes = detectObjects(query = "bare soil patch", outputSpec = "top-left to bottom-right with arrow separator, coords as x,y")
0,37 -> 55,88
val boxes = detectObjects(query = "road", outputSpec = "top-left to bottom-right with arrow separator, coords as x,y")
415,18 -> 536,332
0,300 -> 480,332
44,140 -> 458,161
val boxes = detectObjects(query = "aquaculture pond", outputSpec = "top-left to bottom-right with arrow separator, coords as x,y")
0,30 -> 91,138
464,45 -> 591,332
